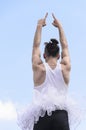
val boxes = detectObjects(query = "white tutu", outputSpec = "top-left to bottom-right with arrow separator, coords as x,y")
17,86 -> 85,130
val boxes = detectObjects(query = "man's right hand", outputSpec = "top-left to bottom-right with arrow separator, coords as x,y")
37,13 -> 48,27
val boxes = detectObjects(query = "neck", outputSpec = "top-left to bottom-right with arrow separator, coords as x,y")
46,57 -> 58,65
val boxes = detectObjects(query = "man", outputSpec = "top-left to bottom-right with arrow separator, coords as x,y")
18,13 -> 82,130
31,13 -> 71,130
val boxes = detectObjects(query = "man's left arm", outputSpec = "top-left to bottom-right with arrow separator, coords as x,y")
32,13 -> 48,67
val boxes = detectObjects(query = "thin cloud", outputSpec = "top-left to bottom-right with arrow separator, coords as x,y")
0,101 -> 17,120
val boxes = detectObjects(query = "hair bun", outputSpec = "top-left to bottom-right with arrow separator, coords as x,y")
50,39 -> 59,45
44,38 -> 60,57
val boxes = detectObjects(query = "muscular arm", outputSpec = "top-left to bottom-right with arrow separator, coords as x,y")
52,13 -> 71,85
32,24 -> 42,65
58,25 -> 71,70
32,13 -> 48,67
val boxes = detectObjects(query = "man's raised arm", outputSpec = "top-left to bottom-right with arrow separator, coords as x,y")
32,13 -> 48,66
52,13 -> 71,85
52,13 -> 71,70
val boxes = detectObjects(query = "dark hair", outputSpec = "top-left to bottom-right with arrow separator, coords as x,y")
44,39 -> 60,57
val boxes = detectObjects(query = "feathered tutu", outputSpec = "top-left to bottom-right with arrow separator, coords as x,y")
17,86 -> 86,130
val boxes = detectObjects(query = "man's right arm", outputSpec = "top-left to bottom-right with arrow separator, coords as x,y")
52,13 -> 71,85
58,24 -> 71,70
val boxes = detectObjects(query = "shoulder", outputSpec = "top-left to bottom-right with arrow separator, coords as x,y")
60,63 -> 71,85
61,52 -> 71,71
32,62 -> 46,72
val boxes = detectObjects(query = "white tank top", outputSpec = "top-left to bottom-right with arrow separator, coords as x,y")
34,62 -> 68,93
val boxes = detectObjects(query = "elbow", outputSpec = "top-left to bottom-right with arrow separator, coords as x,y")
67,64 -> 71,71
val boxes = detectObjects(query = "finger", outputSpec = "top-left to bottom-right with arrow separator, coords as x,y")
44,12 -> 48,20
52,13 -> 56,20
52,23 -> 57,27
52,22 -> 55,26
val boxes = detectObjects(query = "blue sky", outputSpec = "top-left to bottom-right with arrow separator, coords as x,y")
0,0 -> 86,130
